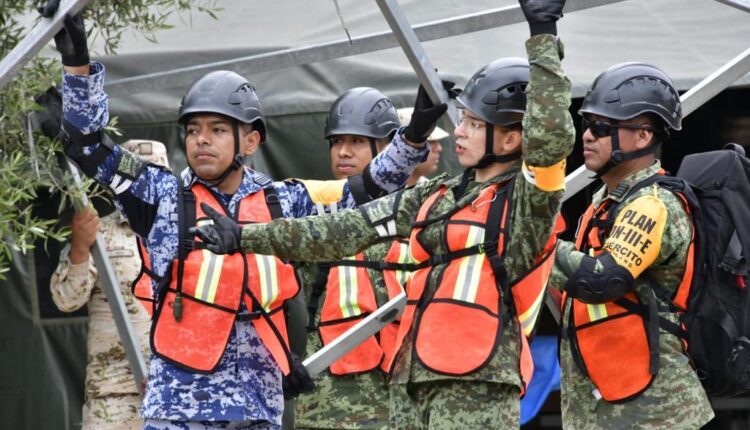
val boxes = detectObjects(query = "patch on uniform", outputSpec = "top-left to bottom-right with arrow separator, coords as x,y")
359,191 -> 400,238
116,150 -> 147,181
602,193 -> 667,278
253,173 -> 272,187
106,247 -> 135,258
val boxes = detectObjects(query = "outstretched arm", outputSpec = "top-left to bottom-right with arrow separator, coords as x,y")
192,177 -> 439,260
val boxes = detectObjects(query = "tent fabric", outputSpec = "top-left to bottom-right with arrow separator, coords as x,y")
0,207 -> 88,429
82,0 -> 750,179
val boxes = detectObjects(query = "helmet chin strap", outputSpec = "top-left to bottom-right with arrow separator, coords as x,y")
455,124 -> 522,200
186,121 -> 245,188
594,127 -> 663,178
472,123 -> 522,169
368,138 -> 379,160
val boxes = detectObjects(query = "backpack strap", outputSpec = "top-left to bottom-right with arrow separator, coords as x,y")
263,186 -> 284,220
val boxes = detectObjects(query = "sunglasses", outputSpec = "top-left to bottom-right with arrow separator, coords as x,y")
581,118 -> 657,139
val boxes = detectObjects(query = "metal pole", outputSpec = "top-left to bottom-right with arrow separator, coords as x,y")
561,46 -> 750,202
65,160 -> 148,394
0,0 -> 92,90
303,292 -> 406,377
375,0 -> 459,126
714,0 -> 750,14
104,0 -> 625,96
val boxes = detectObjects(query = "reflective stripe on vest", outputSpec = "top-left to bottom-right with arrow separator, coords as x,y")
567,187 -> 694,402
151,184 -> 298,375
319,240 -> 408,375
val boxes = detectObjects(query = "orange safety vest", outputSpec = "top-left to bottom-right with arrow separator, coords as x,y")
150,184 -> 300,374
566,179 -> 694,402
388,182 -> 560,394
317,239 -> 409,375
131,238 -> 157,316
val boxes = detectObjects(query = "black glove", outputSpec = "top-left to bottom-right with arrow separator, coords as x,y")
37,0 -> 61,18
53,13 -> 90,67
402,81 -> 449,144
189,203 -> 243,254
519,0 -> 566,36
282,353 -> 315,400
34,86 -> 63,139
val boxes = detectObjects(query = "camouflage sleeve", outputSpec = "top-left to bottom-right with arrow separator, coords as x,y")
366,130 -> 429,193
50,251 -> 97,312
240,177 -> 440,260
522,34 -> 574,168
504,35 -> 574,281
549,239 -> 584,290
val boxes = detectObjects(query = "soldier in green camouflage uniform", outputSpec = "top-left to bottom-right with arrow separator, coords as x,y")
294,249 -> 396,430
290,87 -> 414,430
549,63 -> 714,429
192,1 -> 574,426
50,140 -> 169,430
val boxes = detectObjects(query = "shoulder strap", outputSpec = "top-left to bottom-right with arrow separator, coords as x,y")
263,186 -> 284,220
306,262 -> 331,331
347,172 -> 373,206
484,180 -> 513,321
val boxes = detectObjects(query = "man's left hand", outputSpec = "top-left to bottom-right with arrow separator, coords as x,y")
403,82 -> 449,144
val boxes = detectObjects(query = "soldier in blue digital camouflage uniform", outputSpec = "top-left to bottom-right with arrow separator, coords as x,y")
51,10 -> 442,430
191,1 -> 575,427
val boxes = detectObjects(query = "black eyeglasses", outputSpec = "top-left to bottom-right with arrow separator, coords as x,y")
581,118 -> 657,139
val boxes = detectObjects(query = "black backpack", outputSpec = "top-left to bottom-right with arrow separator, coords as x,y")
581,144 -> 750,397
674,143 -> 750,397
625,144 -> 750,396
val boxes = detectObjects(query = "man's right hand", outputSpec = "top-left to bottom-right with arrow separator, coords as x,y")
402,82 -> 450,145
69,206 -> 99,264
52,12 -> 90,67
519,0 -> 566,36
282,353 -> 316,400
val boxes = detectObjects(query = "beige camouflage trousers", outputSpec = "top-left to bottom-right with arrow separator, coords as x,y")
82,393 -> 142,430
389,380 -> 520,429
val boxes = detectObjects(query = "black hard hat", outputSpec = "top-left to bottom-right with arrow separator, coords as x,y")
579,62 -> 682,131
178,70 -> 267,141
457,57 -> 529,126
324,87 -> 400,140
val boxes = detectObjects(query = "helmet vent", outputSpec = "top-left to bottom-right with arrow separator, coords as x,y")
365,98 -> 394,125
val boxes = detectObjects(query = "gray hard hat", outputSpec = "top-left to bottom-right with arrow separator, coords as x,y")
178,70 -> 267,141
457,57 -> 529,126
324,87 -> 400,140
579,62 -> 682,132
